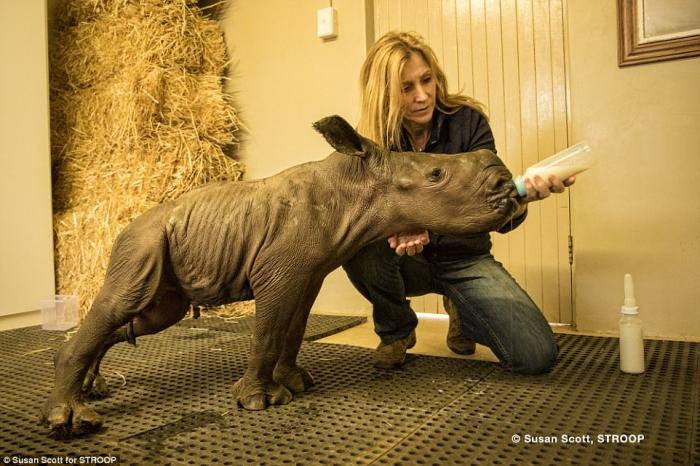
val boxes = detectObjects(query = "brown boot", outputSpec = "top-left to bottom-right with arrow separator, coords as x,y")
443,296 -> 476,355
373,330 -> 416,369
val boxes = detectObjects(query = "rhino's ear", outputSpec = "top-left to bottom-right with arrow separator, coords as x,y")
313,115 -> 377,157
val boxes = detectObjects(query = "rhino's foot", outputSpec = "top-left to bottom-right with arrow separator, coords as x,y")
232,376 -> 293,411
273,364 -> 315,394
82,372 -> 110,399
40,399 -> 103,438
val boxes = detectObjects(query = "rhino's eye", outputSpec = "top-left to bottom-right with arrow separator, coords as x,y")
428,167 -> 443,182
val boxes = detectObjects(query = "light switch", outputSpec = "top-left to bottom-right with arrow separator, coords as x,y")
317,7 -> 337,39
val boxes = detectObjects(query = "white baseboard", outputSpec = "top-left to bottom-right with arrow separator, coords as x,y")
0,309 -> 41,331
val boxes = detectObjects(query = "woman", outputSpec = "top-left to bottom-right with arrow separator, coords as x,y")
343,31 -> 574,373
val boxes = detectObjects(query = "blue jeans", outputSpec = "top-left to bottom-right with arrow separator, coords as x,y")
342,240 -> 558,374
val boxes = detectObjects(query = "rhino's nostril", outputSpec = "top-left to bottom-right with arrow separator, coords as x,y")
491,179 -> 516,197
507,182 -> 518,198
489,191 -> 517,213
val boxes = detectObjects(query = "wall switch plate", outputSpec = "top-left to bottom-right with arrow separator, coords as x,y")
317,7 -> 337,39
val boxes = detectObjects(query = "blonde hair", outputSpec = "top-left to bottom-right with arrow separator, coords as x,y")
358,31 -> 487,150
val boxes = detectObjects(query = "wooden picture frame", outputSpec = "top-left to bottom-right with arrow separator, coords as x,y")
617,0 -> 700,66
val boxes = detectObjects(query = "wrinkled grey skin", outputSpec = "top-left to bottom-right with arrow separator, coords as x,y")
40,115 -> 518,437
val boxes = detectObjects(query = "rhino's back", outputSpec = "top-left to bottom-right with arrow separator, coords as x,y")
161,156 -> 359,304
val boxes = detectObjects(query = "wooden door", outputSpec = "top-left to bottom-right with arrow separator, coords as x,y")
373,0 -> 573,324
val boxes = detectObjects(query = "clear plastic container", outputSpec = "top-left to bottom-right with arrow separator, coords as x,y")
514,142 -> 594,197
40,295 -> 79,331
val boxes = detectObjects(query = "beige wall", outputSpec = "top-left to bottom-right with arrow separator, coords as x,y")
0,1 -> 694,338
567,1 -> 700,339
224,0 -> 699,339
0,1 -> 56,328
222,0 -> 373,314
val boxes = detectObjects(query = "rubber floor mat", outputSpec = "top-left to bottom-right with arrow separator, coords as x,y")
176,313 -> 367,341
0,325 -> 697,465
374,335 -> 699,466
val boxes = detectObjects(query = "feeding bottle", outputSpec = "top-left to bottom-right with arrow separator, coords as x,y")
619,273 -> 645,374
514,142 -> 594,197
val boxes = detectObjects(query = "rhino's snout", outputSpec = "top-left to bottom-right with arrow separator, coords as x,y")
496,196 -> 518,214
486,169 -> 519,214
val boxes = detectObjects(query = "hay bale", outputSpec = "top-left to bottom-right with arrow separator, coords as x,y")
50,0 -> 253,319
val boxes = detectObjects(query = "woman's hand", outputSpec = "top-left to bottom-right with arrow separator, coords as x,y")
521,174 -> 576,203
388,230 -> 430,256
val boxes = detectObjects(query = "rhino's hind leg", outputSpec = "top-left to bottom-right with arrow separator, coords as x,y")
81,290 -> 190,399
40,293 -> 135,437
80,335 -> 119,399
41,217 -> 170,437
234,276 -> 323,411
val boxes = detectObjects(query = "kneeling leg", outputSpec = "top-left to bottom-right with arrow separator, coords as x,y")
439,256 -> 558,375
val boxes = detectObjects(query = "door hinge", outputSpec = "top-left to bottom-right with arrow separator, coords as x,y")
568,235 -> 574,265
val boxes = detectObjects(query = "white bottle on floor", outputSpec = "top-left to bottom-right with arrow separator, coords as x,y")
619,273 -> 645,374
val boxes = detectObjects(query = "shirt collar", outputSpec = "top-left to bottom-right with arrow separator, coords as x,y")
399,109 -> 445,152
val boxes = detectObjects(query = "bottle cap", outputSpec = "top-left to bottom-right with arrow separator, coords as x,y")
514,176 -> 527,197
621,273 -> 639,314
623,273 -> 637,306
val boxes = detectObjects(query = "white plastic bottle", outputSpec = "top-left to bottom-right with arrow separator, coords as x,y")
514,142 -> 594,197
619,273 -> 645,374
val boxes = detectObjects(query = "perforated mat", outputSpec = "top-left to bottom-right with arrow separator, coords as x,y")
0,324 -> 697,465
176,313 -> 367,341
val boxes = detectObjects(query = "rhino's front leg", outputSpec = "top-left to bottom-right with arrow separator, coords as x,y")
233,276 -> 322,410
273,279 -> 323,393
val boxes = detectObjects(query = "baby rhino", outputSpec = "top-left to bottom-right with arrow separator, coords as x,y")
41,115 -> 519,436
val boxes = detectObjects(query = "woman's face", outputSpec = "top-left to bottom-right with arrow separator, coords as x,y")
400,52 -> 436,128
